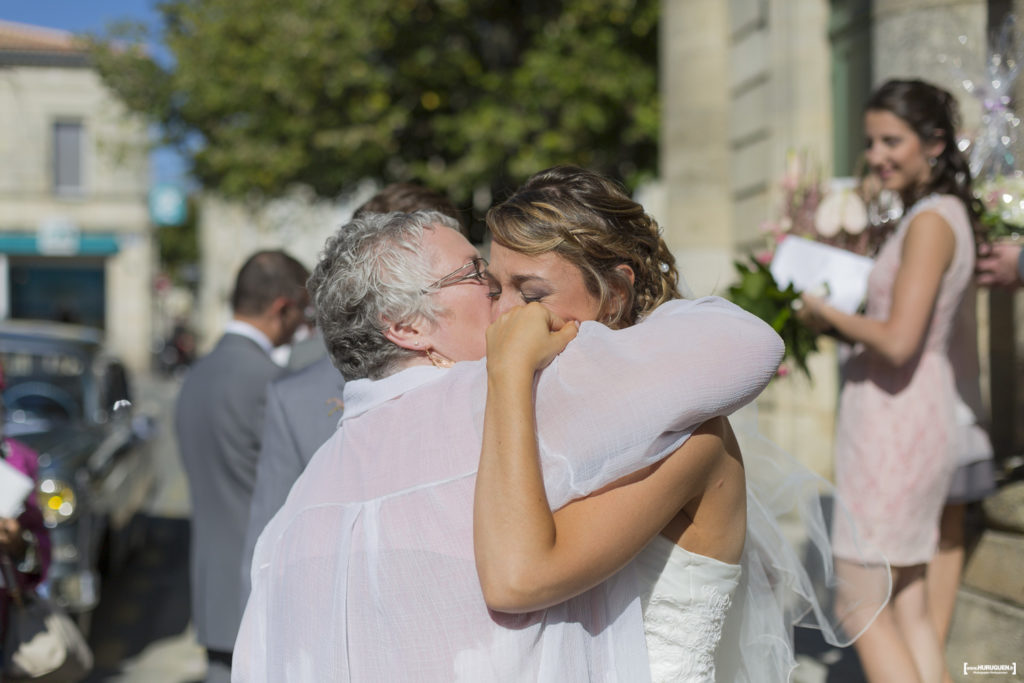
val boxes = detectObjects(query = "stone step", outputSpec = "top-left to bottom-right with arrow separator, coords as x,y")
795,586 -> 1023,683
793,527 -> 1024,683
946,587 -> 1023,682
962,529 -> 1024,607
982,480 -> 1024,536
949,527 -> 1024,681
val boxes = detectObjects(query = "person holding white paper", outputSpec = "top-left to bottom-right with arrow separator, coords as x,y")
770,236 -> 874,315
0,368 -> 51,659
799,79 -> 982,683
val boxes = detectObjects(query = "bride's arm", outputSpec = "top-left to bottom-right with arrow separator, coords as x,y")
474,304 -> 737,613
525,296 -> 782,509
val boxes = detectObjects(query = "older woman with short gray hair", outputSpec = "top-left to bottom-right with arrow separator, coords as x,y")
308,210 -> 468,380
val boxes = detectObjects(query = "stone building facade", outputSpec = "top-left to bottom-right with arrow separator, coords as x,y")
658,0 -> 1005,471
192,184 -> 376,353
0,20 -> 154,372
660,1 -> 1021,674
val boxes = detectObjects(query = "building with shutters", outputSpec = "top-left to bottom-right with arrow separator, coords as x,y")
0,20 -> 154,372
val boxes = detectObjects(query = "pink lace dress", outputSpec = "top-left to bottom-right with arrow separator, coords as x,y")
833,194 -> 976,567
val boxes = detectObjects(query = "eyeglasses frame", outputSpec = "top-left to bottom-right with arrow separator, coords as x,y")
421,257 -> 489,293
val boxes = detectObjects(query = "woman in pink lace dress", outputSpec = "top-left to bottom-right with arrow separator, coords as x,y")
801,80 -> 981,682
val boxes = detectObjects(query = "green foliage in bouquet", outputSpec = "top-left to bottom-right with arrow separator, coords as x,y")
978,209 -> 1020,240
726,258 -> 818,379
975,174 -> 1024,240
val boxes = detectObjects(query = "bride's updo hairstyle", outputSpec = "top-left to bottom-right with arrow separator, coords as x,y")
486,165 -> 681,329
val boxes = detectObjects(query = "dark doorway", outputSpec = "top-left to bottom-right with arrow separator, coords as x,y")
9,258 -> 106,328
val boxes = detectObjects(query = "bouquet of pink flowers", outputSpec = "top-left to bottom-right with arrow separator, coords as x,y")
757,151 -> 898,260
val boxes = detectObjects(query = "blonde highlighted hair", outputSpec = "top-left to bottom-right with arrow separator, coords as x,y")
486,166 -> 681,328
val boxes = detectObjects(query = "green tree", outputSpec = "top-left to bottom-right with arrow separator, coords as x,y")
89,0 -> 658,211
154,196 -> 199,286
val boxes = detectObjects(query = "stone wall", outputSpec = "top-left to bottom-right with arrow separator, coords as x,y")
659,0 -> 733,297
660,0 -> 837,474
872,0 -> 986,131
657,0 -> 1012,475
193,184 -> 376,352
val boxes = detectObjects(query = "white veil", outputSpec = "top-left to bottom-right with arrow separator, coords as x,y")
718,404 -> 891,681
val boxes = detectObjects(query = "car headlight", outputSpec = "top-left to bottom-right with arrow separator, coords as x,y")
37,478 -> 78,526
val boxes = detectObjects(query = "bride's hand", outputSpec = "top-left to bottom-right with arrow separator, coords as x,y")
486,303 -> 579,378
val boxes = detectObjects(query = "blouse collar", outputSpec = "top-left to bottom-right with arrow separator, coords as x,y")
341,365 -> 447,422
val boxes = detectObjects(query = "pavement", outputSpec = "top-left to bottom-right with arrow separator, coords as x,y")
82,372 -> 207,683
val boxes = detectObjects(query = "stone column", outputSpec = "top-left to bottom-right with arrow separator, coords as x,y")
993,0 -> 1024,463
872,0 -> 987,130
659,1 -> 840,478
659,0 -> 732,297
106,231 -> 154,373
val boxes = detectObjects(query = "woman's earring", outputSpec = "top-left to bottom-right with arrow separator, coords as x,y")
928,156 -> 937,168
425,349 -> 454,369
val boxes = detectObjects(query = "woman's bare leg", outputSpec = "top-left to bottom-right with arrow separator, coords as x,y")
852,603 -> 922,682
842,562 -> 919,683
927,503 -> 965,644
849,564 -> 953,682
892,565 -> 953,683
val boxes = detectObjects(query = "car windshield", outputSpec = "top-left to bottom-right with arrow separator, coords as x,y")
1,349 -> 87,425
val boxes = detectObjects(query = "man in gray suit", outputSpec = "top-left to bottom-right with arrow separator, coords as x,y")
239,183 -> 464,606
238,353 -> 342,602
176,250 -> 310,683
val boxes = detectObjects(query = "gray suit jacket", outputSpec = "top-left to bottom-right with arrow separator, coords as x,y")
239,354 -> 345,604
175,333 -> 285,652
285,330 -> 328,371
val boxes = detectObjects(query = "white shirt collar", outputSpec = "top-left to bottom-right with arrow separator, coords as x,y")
225,319 -> 275,356
341,365 -> 447,422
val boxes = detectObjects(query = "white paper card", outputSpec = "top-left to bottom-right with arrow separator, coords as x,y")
770,235 -> 875,315
0,456 -> 34,518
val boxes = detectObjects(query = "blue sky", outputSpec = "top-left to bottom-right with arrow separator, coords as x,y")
1,0 -> 187,185
0,0 -> 161,36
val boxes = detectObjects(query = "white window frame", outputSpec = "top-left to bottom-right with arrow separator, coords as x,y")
53,119 -> 85,196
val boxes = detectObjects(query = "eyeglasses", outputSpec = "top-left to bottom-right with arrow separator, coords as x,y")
422,257 -> 489,293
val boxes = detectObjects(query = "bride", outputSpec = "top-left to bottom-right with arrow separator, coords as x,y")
477,166 -> 891,681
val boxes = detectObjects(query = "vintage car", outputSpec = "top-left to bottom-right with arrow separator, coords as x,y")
0,320 -> 156,621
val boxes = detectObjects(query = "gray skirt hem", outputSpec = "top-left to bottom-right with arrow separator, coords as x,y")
946,459 -> 997,504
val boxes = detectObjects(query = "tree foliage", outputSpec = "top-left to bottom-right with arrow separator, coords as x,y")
88,0 -> 658,208
154,196 -> 199,285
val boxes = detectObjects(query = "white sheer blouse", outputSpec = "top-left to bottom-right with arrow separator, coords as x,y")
233,297 -> 786,682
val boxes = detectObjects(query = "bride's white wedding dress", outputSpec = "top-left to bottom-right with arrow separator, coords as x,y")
636,535 -> 741,682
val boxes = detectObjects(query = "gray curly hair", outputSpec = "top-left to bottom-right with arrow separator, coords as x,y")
308,210 -> 462,380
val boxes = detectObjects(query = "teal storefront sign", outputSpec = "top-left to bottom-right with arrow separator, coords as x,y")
0,231 -> 120,255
